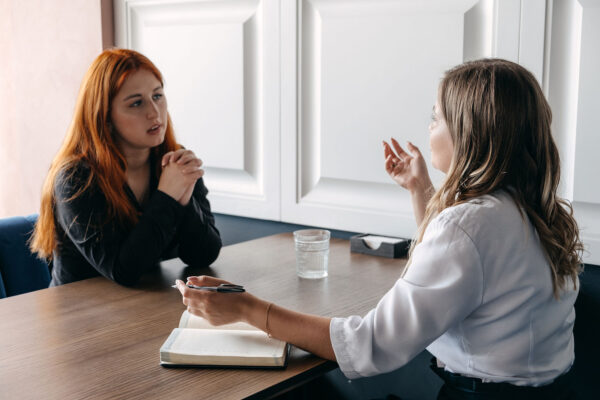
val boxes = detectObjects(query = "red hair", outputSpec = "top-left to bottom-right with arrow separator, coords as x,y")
31,48 -> 180,259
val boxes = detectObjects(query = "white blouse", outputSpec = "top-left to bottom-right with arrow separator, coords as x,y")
330,191 -> 578,386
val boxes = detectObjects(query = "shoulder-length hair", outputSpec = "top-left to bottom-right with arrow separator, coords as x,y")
31,48 -> 180,259
411,58 -> 582,297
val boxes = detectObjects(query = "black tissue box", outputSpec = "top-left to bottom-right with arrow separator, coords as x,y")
350,234 -> 411,258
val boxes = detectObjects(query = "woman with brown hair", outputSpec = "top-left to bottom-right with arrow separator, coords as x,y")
31,49 -> 221,287
175,59 -> 582,399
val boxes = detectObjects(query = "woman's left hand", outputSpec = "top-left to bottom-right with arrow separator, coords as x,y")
175,276 -> 251,326
161,149 -> 203,206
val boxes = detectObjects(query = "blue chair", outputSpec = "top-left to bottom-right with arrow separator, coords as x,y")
0,215 -> 50,298
0,268 -> 6,298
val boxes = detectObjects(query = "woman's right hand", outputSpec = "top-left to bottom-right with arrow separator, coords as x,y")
158,149 -> 204,204
383,138 -> 433,195
176,276 -> 336,361
176,276 -> 253,326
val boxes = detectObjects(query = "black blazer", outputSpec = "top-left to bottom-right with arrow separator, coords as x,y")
50,160 -> 222,286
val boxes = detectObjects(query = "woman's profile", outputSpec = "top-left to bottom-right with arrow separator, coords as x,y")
31,48 -> 222,287
176,59 -> 582,399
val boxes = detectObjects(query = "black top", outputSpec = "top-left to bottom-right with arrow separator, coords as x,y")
50,160 -> 222,287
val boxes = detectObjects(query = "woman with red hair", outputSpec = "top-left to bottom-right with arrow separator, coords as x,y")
31,48 -> 221,286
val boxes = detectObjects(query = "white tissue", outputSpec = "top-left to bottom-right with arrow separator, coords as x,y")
362,235 -> 403,250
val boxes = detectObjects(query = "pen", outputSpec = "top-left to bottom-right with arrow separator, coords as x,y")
172,283 -> 246,293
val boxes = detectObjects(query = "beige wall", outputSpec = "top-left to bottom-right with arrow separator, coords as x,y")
0,0 -> 111,218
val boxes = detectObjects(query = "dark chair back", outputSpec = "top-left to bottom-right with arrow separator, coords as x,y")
0,215 -> 50,298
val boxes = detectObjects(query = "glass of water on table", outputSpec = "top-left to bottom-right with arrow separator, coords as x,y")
293,229 -> 330,279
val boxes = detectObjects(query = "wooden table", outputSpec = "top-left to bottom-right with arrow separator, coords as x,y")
0,233 -> 406,400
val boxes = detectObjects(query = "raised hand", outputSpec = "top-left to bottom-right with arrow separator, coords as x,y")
383,138 -> 435,225
158,149 -> 204,206
383,138 -> 433,194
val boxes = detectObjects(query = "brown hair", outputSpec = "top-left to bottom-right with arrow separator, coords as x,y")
31,48 -> 180,259
412,59 -> 582,297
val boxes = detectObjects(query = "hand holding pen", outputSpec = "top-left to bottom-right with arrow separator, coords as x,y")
172,282 -> 245,293
175,276 -> 254,326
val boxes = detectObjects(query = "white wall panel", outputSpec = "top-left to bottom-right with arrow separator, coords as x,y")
115,0 -> 280,219
546,0 -> 581,202
545,0 -> 600,265
573,0 -> 600,205
546,0 -> 600,265
492,0 -> 520,62
518,0 -> 546,83
282,0 -> 521,238
463,0 -> 493,61
114,0 -> 599,264
318,6 -> 463,185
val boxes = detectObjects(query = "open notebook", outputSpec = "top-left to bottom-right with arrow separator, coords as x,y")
160,310 -> 289,368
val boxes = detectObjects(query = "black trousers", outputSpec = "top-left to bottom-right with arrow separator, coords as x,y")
431,359 -> 576,400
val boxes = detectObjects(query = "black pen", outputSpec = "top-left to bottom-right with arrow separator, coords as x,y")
172,283 -> 245,293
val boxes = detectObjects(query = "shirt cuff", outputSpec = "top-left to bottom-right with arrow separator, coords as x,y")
330,317 -> 362,380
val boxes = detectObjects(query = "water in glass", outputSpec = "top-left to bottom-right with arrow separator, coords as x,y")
294,230 -> 330,279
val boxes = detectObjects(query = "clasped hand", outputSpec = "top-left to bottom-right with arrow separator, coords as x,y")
157,149 -> 204,206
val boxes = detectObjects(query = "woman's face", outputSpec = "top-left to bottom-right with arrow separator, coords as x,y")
429,101 -> 454,173
110,68 -> 167,154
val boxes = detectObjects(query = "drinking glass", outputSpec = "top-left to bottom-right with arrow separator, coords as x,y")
293,229 -> 330,279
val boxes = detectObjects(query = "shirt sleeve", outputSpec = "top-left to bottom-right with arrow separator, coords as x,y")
175,178 -> 222,266
54,167 -> 186,286
330,215 -> 484,379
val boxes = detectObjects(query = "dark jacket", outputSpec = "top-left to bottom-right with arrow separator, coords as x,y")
50,161 -> 221,286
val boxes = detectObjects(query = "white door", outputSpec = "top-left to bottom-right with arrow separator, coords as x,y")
115,0 -> 281,220
546,0 -> 600,265
114,0 -> 600,264
281,0 -> 529,238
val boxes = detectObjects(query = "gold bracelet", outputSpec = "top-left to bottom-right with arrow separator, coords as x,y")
265,302 -> 273,338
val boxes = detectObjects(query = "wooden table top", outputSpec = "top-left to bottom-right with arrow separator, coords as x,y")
0,233 -> 406,400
